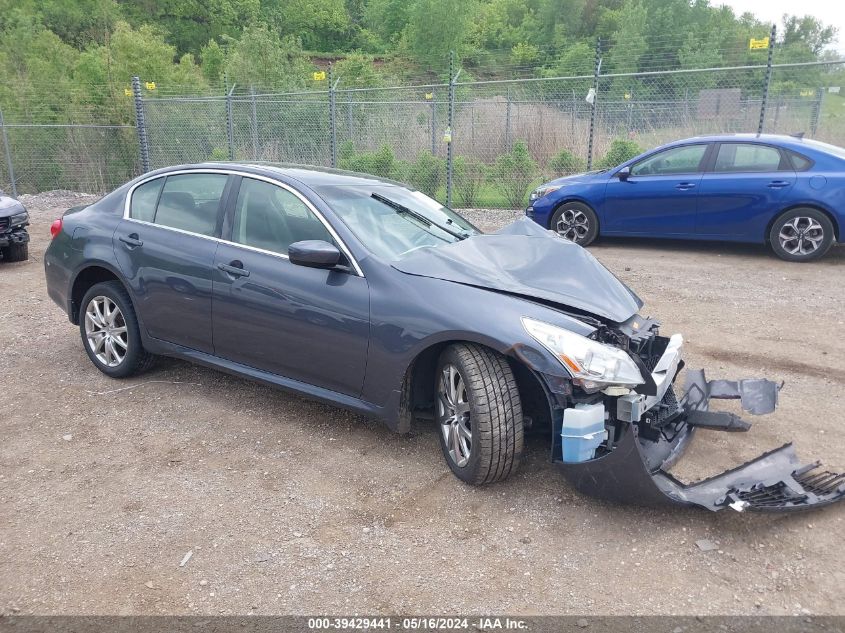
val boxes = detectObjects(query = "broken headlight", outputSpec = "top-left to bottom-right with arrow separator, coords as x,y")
9,211 -> 28,227
522,317 -> 644,391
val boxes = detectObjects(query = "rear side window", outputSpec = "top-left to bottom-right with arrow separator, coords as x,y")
154,173 -> 228,237
713,144 -> 786,172
130,178 -> 163,222
787,150 -> 813,171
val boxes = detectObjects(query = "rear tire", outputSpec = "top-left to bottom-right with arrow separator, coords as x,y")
1,241 -> 28,262
79,281 -> 155,378
769,208 -> 834,262
435,343 -> 523,485
550,202 -> 599,246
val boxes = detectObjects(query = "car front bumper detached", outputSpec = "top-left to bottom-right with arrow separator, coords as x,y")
553,335 -> 845,512
0,227 -> 30,249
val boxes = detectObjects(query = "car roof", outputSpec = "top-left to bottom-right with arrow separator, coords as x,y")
660,133 -> 826,152
140,161 -> 408,189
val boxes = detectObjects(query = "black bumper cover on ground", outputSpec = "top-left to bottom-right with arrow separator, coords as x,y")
558,371 -> 845,512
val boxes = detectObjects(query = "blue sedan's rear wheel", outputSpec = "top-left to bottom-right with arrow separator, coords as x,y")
550,202 -> 598,246
769,208 -> 834,262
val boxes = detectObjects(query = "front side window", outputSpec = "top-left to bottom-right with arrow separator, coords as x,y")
231,178 -> 334,256
713,143 -> 785,173
630,145 -> 708,176
153,173 -> 228,236
129,178 -> 163,222
314,185 -> 478,261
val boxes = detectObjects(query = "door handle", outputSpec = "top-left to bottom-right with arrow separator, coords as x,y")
768,180 -> 790,188
217,261 -> 250,278
119,233 -> 143,248
675,182 -> 696,190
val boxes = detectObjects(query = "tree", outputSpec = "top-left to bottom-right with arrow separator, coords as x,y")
364,0 -> 412,46
116,0 -> 259,56
333,51 -> 383,88
262,0 -> 351,52
200,40 -> 225,84
782,15 -> 837,56
492,140 -> 538,208
224,25 -> 312,92
404,0 -> 476,71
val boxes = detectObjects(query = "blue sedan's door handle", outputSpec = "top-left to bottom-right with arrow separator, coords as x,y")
768,180 -> 791,188
675,182 -> 696,190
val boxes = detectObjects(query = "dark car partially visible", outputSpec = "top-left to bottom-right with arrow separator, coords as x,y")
0,191 -> 29,262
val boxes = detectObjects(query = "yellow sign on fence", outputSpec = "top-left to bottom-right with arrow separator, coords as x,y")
145,81 -> 156,90
425,92 -> 433,100
313,71 -> 327,81
124,88 -> 133,96
749,37 -> 769,50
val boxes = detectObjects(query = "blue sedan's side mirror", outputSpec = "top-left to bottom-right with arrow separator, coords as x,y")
616,166 -> 631,181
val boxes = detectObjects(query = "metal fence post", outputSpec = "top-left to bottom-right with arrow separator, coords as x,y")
0,108 -> 17,198
757,24 -> 777,135
810,87 -> 824,136
132,76 -> 150,174
446,51 -> 457,208
250,86 -> 258,159
226,84 -> 235,161
347,91 -> 355,148
430,92 -> 437,155
586,38 -> 601,170
329,64 -> 338,168
505,85 -> 512,150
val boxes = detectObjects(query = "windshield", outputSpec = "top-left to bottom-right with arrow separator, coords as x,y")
314,184 -> 479,261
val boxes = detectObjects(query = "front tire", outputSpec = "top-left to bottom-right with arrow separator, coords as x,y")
436,344 -> 523,485
79,281 -> 155,378
550,202 -> 599,246
769,208 -> 834,262
1,241 -> 28,262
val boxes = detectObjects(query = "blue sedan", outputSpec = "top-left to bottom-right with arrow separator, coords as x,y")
526,134 -> 845,261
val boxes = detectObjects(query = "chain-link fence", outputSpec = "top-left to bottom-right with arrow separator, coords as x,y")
2,46 -> 844,207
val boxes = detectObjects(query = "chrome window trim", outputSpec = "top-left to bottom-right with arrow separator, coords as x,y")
123,168 -> 365,277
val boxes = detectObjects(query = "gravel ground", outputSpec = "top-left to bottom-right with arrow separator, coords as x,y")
1,192 -> 844,616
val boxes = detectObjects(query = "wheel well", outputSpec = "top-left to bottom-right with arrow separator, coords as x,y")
548,198 -> 600,234
69,266 -> 121,324
401,340 -> 551,432
765,204 -> 840,243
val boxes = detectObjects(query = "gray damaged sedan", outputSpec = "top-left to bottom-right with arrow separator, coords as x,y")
44,163 -> 844,512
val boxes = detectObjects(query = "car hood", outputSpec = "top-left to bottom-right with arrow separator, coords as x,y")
0,195 -> 25,218
547,170 -> 607,187
392,217 -> 642,323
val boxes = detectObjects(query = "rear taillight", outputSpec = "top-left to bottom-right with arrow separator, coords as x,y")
50,218 -> 63,239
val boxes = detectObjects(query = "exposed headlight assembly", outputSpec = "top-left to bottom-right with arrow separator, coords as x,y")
9,212 -> 28,227
522,317 -> 644,391
529,185 -> 561,201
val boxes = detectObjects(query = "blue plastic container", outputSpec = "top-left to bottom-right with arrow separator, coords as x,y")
561,403 -> 606,463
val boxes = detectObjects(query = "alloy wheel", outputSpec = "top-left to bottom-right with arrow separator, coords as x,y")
438,364 -> 472,467
778,216 -> 824,256
555,208 -> 590,242
84,296 -> 128,367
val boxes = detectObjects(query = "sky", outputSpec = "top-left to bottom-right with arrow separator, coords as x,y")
717,0 -> 845,52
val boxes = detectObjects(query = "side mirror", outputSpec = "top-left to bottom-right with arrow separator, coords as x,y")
288,240 -> 342,269
616,166 -> 631,181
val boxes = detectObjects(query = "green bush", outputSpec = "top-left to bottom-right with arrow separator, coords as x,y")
339,144 -> 403,180
491,141 -> 538,209
453,156 -> 487,208
407,150 -> 445,197
548,148 -> 586,176
596,139 -> 644,170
